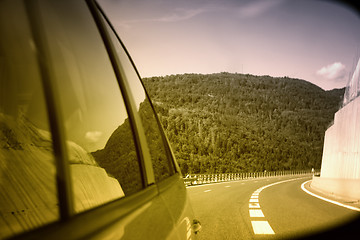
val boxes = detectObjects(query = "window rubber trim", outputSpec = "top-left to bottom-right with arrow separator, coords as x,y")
86,0 -> 154,187
24,0 -> 74,220
90,0 -> 179,177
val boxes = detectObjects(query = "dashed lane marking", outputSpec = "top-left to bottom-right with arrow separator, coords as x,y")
249,177 -> 309,235
204,190 -> 212,193
251,221 -> 275,234
249,203 -> 261,208
249,209 -> 265,217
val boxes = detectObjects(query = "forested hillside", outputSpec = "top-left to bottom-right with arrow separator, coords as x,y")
142,73 -> 344,174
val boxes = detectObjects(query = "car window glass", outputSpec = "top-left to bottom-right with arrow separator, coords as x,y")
0,1 -> 59,238
102,15 -> 175,182
38,0 -> 143,213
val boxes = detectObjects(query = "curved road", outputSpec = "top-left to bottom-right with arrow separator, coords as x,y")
187,176 -> 359,239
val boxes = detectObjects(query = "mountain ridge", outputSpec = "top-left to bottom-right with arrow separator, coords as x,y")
143,72 -> 344,174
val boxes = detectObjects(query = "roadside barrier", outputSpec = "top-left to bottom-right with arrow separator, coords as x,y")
183,170 -> 320,186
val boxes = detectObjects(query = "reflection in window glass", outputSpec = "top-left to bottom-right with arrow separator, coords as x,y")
103,18 -> 175,182
38,0 -> 143,213
0,1 -> 58,238
138,99 -> 175,181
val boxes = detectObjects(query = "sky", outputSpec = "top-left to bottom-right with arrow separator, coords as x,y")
98,0 -> 360,90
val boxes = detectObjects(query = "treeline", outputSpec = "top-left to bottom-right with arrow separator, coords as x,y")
142,73 -> 344,175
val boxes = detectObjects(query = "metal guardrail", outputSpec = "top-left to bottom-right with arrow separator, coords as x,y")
184,170 -> 320,186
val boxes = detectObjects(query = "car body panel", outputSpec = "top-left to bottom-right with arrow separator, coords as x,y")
0,0 -> 199,239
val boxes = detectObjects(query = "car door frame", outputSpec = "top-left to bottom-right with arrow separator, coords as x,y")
9,0 -> 172,239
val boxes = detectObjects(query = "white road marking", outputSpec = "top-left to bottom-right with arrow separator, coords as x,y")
258,177 -> 308,192
249,209 -> 265,217
301,180 -> 360,212
248,177 -> 310,236
251,221 -> 275,234
225,185 -> 231,188
204,190 -> 212,193
249,203 -> 261,208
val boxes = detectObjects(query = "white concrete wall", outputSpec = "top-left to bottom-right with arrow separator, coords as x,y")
0,154 -> 124,238
311,176 -> 360,201
320,96 -> 360,179
71,164 -> 125,213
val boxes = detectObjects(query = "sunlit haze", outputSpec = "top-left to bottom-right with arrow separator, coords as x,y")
98,0 -> 360,90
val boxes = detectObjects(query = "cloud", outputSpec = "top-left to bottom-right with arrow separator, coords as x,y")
156,8 -> 208,22
316,62 -> 346,80
237,0 -> 284,18
85,131 -> 103,143
119,7 -> 210,28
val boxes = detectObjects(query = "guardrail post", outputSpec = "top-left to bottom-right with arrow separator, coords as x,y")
183,169 -> 320,187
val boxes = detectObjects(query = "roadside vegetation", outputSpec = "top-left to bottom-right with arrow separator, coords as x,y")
143,73 -> 344,175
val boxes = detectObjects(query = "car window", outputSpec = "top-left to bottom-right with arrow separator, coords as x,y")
0,0 -> 59,238
37,0 -> 144,213
101,14 -> 176,182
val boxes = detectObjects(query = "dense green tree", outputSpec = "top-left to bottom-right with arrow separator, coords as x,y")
143,73 -> 344,175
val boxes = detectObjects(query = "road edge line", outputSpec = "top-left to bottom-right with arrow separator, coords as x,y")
301,180 -> 360,212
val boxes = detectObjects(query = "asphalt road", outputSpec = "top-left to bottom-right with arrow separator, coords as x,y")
187,176 -> 360,240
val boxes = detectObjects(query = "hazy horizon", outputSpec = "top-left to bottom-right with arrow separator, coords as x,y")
98,0 -> 360,91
